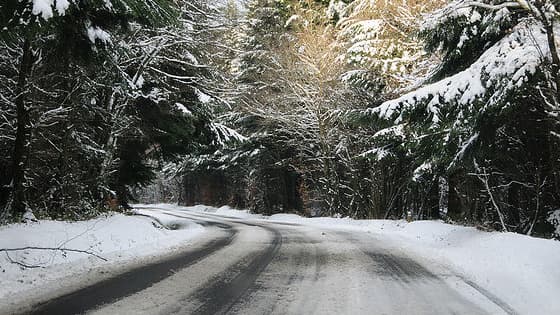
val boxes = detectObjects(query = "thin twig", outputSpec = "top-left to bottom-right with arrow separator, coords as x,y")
4,251 -> 42,269
0,247 -> 108,263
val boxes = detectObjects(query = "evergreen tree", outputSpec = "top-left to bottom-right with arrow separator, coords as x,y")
332,0 -> 445,95
359,0 -> 560,234
0,0 -> 227,221
185,0 -> 379,216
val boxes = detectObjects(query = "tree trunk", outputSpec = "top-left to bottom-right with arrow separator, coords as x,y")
539,9 -> 560,98
11,39 -> 34,220
447,172 -> 462,220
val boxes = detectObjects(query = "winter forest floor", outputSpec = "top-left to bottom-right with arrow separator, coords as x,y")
0,204 -> 559,314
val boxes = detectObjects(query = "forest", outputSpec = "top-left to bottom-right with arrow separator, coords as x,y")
1,0 -> 559,239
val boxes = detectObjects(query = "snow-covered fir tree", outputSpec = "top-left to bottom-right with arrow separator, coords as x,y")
360,0 -> 560,234
331,0 -> 445,95
0,0 -> 233,221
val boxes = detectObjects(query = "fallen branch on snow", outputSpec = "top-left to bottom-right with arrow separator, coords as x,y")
1,246 -> 108,269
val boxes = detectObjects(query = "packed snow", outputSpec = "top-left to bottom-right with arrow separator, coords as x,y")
165,203 -> 560,315
0,211 -> 204,308
276,217 -> 560,315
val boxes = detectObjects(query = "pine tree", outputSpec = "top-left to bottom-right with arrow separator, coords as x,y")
0,0 -> 176,220
359,0 -> 560,233
185,0 -> 378,216
332,0 -> 445,95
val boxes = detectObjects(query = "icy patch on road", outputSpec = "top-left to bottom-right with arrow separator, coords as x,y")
0,212 -> 204,307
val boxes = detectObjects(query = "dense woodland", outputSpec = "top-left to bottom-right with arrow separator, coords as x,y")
1,0 -> 559,238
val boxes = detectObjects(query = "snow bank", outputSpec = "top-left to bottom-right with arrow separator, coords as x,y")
0,212 -> 204,303
142,203 -> 263,219
268,214 -> 560,315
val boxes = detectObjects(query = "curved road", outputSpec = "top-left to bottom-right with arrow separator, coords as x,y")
26,207 -> 515,315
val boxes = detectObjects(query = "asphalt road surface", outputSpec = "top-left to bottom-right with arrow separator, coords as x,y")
26,208 -> 515,315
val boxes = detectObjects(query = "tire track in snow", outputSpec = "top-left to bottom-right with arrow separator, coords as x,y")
145,207 -> 285,314
458,277 -> 518,315
227,227 -> 328,315
186,224 -> 282,315
336,230 -> 517,315
26,221 -> 237,315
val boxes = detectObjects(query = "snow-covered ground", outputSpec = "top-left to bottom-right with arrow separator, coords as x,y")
1,204 -> 559,314
161,203 -> 560,315
0,211 -> 204,308
271,216 -> 560,315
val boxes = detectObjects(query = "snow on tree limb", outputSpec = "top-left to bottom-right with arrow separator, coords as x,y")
369,21 -> 550,124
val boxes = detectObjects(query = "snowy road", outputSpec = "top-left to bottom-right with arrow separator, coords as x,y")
28,208 -> 514,315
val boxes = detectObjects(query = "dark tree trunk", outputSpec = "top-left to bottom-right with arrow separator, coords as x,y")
427,179 -> 440,219
539,9 -> 560,100
447,172 -> 462,220
11,39 -> 34,219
